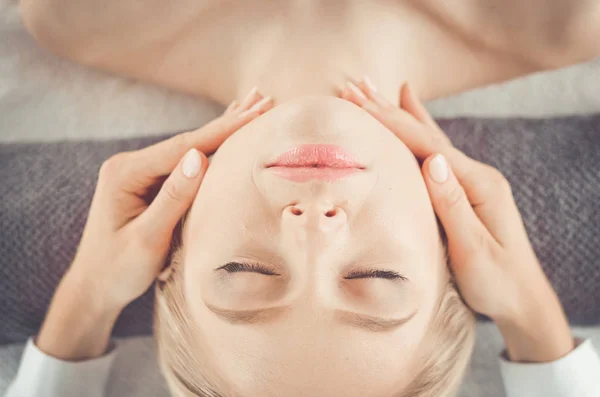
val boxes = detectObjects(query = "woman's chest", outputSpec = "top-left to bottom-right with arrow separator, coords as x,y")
189,0 -> 442,103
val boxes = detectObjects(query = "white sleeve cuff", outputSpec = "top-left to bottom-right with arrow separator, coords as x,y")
500,338 -> 600,397
4,337 -> 117,397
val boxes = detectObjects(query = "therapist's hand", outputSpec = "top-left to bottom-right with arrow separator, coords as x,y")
341,79 -> 574,363
37,89 -> 274,360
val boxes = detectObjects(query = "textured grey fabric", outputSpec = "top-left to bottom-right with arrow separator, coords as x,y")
1,116 -> 599,346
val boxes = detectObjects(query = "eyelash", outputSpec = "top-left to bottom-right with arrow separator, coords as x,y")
217,261 -> 281,276
217,262 -> 406,281
344,269 -> 407,281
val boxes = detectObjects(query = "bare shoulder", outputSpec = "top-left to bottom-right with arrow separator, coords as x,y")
416,0 -> 600,69
401,0 -> 600,98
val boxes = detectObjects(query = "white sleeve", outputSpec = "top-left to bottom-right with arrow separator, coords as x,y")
500,338 -> 600,397
3,338 -> 117,397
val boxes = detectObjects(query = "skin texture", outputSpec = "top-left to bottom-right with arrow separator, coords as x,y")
180,96 -> 448,396
27,0 -> 581,393
35,85 -> 573,397
36,93 -> 275,360
20,0 -> 600,105
341,81 -> 574,363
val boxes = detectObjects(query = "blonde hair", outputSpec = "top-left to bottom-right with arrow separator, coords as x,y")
154,218 -> 476,397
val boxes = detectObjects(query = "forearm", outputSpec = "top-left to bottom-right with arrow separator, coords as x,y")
36,270 -> 122,361
494,286 -> 574,363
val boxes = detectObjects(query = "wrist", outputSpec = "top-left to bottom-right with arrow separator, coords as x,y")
493,288 -> 574,363
37,270 -> 123,361
61,268 -> 126,315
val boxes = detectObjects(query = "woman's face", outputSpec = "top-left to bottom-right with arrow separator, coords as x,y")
182,96 -> 448,397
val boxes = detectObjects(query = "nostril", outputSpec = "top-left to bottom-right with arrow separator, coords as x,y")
291,207 -> 303,216
324,209 -> 337,218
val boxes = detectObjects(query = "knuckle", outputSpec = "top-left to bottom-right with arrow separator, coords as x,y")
162,181 -> 184,204
99,152 -> 130,179
442,184 -> 466,210
487,167 -> 512,196
172,132 -> 192,152
429,130 -> 451,149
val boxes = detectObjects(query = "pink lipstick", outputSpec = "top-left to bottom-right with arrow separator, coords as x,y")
267,144 -> 364,182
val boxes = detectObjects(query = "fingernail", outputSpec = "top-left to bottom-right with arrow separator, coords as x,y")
238,96 -> 272,118
182,148 -> 202,178
346,81 -> 367,100
250,96 -> 272,111
242,86 -> 259,103
429,154 -> 449,183
363,75 -> 377,92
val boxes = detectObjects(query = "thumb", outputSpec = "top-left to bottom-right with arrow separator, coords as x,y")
135,148 -> 208,247
423,153 -> 492,256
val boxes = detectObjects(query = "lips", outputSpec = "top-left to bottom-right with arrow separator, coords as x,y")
267,144 -> 365,182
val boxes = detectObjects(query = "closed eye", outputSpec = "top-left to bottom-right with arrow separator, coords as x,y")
344,269 -> 408,281
216,261 -> 281,276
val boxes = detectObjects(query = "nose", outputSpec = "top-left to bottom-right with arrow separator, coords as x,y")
282,202 -> 348,234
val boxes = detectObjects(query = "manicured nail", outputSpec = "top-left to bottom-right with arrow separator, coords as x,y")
346,81 -> 367,100
429,154 -> 449,183
250,96 -> 272,111
363,75 -> 377,92
242,86 -> 259,103
239,96 -> 272,118
182,148 -> 202,178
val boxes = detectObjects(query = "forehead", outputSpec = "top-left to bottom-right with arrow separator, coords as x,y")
191,300 -> 426,397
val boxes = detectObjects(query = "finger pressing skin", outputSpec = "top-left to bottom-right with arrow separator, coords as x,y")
400,83 -> 446,134
422,153 -> 494,257
344,80 -> 372,108
239,86 -> 264,110
127,106 -> 266,185
339,80 -> 439,159
133,148 -> 208,248
237,96 -> 274,119
363,102 -> 439,159
438,149 -> 526,248
359,76 -> 396,109
225,100 -> 240,114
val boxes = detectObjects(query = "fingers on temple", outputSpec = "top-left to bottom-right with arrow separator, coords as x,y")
341,78 -> 393,110
130,92 -> 275,180
437,149 -> 523,246
399,83 -> 452,144
339,78 -> 442,159
224,86 -> 274,115
238,86 -> 274,113
400,84 -> 430,125
422,153 -> 493,255
134,148 -> 208,246
225,100 -> 240,114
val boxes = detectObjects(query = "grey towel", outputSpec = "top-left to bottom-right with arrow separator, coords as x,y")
1,116 -> 599,345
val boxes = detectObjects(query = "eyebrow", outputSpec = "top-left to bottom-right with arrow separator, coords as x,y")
205,304 -> 288,324
206,304 -> 418,332
334,309 -> 418,332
